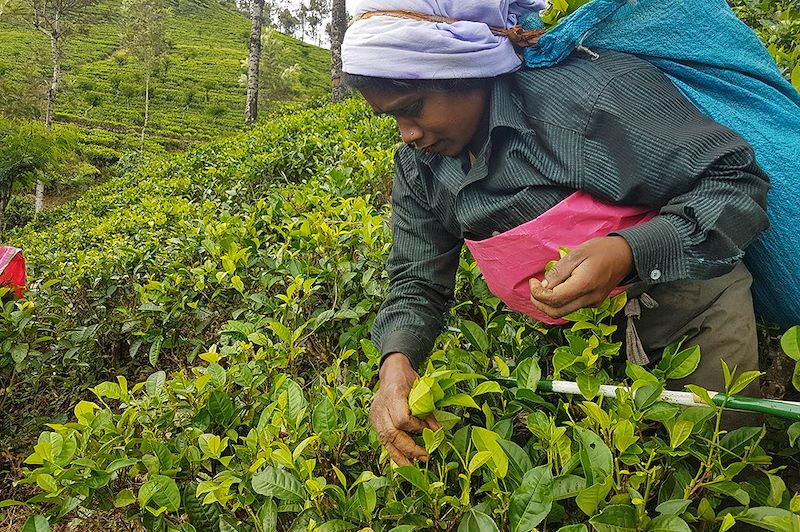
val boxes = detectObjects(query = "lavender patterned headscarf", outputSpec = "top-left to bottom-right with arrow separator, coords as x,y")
342,0 -> 548,79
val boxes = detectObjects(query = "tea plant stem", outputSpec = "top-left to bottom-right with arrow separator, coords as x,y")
638,449 -> 656,522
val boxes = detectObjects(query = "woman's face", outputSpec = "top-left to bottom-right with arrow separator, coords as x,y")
360,86 -> 489,157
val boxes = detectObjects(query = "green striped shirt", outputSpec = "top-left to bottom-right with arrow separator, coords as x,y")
373,50 -> 770,369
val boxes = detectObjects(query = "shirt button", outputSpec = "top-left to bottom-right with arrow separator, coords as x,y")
491,231 -> 501,236
650,269 -> 662,281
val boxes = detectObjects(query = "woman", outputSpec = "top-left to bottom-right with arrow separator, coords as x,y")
341,0 -> 770,465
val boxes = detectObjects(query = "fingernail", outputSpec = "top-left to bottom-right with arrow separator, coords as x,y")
541,279 -> 549,288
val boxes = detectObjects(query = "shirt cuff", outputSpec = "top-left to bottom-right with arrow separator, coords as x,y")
378,329 -> 431,371
612,216 -> 687,285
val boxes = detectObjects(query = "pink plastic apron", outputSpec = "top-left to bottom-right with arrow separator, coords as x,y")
464,191 -> 657,324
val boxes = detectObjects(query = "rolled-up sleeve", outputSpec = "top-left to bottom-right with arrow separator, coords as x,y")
581,66 -> 770,284
371,148 -> 463,369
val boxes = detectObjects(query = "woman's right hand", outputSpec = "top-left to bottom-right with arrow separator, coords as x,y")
370,352 -> 441,465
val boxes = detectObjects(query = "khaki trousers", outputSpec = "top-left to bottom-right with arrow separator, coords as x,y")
618,263 -> 761,426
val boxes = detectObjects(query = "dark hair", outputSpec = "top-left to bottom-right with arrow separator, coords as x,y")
342,72 -> 495,93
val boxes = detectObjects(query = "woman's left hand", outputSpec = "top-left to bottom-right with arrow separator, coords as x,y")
529,236 -> 634,318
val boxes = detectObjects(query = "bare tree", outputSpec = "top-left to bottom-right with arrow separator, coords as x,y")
121,0 -> 168,154
330,0 -> 347,102
245,0 -> 265,125
19,0 -> 99,212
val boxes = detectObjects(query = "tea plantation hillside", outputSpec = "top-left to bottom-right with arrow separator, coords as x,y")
0,2 -> 799,530
0,0 -> 331,159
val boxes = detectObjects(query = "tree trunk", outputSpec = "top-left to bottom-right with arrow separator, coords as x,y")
37,30 -> 61,213
45,32 -> 60,129
245,0 -> 264,125
141,66 -> 150,153
330,0 -> 347,102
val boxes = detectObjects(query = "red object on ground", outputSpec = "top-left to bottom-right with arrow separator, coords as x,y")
0,247 -> 26,298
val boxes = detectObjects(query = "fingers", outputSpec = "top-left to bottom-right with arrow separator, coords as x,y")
530,276 -> 605,318
382,430 -> 429,465
424,414 -> 441,431
370,387 -> 430,466
543,250 -> 583,289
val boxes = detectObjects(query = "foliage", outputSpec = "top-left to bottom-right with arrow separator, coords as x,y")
0,0 -> 332,174
8,286 -> 800,531
729,0 -> 800,86
0,119 -> 74,233
0,98 -> 397,442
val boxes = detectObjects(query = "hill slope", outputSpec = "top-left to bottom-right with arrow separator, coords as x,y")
0,0 -> 331,152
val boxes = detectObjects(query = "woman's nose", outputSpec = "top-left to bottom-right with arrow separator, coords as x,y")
396,119 -> 423,145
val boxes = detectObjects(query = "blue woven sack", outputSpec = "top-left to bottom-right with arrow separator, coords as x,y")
522,0 -> 800,328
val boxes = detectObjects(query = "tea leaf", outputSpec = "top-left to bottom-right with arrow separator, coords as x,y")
556,526 -> 588,532
719,514 -> 736,532
720,426 -> 761,457
436,393 -> 479,410
576,476 -> 613,516
793,363 -> 800,393
208,391 -> 235,427
74,401 -> 100,426
655,499 -> 691,516
457,509 -> 499,532
669,420 -> 694,449
114,489 -> 137,508
587,502 -> 636,531
148,334 -> 163,366
183,483 -> 220,530
613,420 -> 637,453
312,397 -> 337,435
509,465 -> 553,532
408,378 -> 436,417
316,519 -> 358,532
138,475 -> 181,512
471,427 -> 509,478
664,345 -> 701,380
460,320 -> 489,353
729,370 -> 762,395
707,481 -> 750,505
395,465 -> 429,492
552,474 -> 586,501
258,498 -> 277,532
735,506 -> 800,531
645,515 -> 690,532
788,422 -> 800,447
468,451 -> 493,474
21,516 -> 51,532
472,381 -> 502,396
252,468 -> 306,502
574,426 -> 612,479
514,357 -> 541,391
577,373 -> 600,400
145,371 -> 166,396
780,325 -> 800,361
422,427 -> 445,455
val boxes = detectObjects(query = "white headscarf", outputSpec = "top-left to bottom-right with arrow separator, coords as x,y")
342,0 -> 548,79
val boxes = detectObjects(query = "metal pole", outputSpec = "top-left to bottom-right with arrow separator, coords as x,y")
495,378 -> 800,422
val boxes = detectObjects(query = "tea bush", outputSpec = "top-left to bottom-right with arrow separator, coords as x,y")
0,98 -> 397,441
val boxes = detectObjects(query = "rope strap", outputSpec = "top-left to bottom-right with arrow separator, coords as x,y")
354,10 -> 546,48
624,292 -> 659,366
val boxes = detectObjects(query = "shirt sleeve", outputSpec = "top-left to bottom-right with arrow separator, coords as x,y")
580,65 -> 770,284
371,147 -> 463,370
